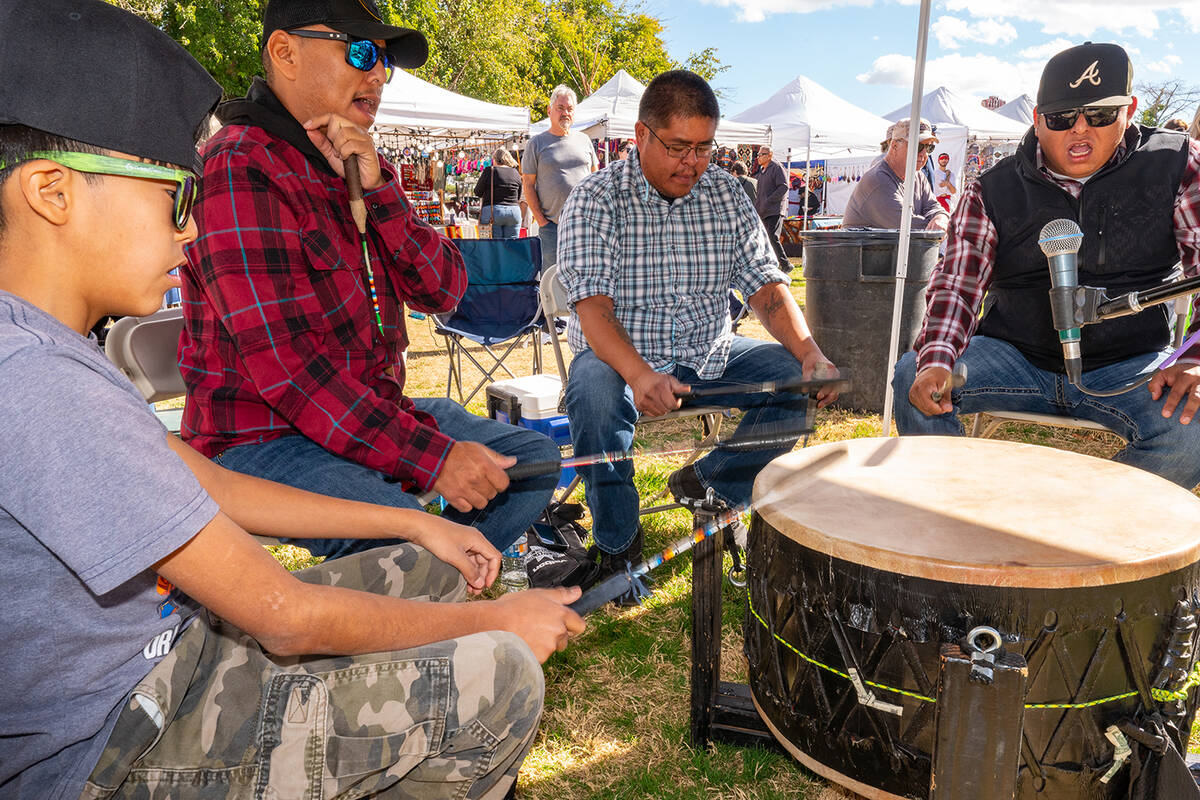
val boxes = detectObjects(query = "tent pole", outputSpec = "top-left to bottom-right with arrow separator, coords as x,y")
803,138 -> 812,230
881,0 -> 933,436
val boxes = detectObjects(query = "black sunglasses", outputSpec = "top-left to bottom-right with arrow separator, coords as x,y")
287,29 -> 394,83
1042,106 -> 1122,132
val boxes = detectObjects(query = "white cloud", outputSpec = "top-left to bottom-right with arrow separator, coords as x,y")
1143,54 -> 1184,74
858,51 -> 1041,101
857,54 -> 916,86
697,0 -> 870,24
1017,38 -> 1077,61
943,0 -> 1163,39
931,15 -> 1018,50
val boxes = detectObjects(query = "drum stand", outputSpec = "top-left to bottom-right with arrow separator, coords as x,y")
685,493 -> 781,753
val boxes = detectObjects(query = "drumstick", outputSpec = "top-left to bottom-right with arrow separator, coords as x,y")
567,447 -> 849,614
569,505 -> 747,616
504,423 -> 816,481
344,157 -> 385,335
676,371 -> 849,400
931,362 -> 967,402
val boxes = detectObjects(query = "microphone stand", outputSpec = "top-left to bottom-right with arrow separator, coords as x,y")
1060,273 -> 1200,397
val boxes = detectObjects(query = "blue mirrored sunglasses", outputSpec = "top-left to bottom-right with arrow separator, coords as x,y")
287,29 -> 394,83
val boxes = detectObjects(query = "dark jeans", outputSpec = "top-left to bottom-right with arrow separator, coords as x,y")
215,397 -> 561,559
760,214 -> 789,270
892,335 -> 1200,489
565,338 -> 810,553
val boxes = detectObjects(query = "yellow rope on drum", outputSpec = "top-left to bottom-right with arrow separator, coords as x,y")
745,592 -> 1200,711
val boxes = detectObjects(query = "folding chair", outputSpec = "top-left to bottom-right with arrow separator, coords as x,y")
539,265 -> 728,512
972,291 -> 1194,443
105,308 -> 294,548
104,308 -> 187,432
435,238 -> 544,404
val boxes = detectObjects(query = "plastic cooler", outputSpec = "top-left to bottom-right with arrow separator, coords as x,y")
485,375 -> 574,489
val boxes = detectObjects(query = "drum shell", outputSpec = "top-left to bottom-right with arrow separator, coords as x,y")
745,514 -> 1200,800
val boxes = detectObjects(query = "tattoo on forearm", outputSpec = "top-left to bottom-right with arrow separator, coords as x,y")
601,307 -> 635,347
761,292 -> 786,319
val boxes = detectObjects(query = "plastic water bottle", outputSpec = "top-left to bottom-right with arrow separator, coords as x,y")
500,539 -> 529,592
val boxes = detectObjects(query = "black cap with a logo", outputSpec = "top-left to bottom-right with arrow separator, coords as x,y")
1037,42 -> 1133,114
263,0 -> 428,69
0,0 -> 221,169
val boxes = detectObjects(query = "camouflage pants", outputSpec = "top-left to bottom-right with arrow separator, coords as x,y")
81,544 -> 544,800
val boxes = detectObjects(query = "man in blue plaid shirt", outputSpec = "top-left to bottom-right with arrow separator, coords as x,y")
557,71 -> 839,597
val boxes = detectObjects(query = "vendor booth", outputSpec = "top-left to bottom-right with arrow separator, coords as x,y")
373,70 -> 532,233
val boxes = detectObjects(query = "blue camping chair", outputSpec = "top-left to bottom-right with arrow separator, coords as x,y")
435,237 -> 545,403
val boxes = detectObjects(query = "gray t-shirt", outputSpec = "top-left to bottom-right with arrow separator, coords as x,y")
842,157 -> 947,230
521,129 -> 597,223
0,292 -> 218,799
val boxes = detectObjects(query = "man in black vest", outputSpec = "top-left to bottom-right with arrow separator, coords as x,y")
892,42 -> 1200,489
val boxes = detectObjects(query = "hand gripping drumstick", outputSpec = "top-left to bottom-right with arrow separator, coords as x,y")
931,362 -> 967,402
503,372 -> 849,481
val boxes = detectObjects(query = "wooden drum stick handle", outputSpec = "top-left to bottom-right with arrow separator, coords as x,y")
344,157 -> 368,234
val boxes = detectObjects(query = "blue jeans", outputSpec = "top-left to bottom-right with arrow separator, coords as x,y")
215,397 -> 561,559
566,337 -> 810,553
480,204 -> 521,239
537,220 -> 558,268
892,335 -> 1200,489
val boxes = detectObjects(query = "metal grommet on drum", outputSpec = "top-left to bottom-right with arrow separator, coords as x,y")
745,436 -> 1200,800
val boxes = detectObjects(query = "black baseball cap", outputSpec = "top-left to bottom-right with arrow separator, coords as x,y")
263,0 -> 428,69
0,0 -> 221,169
1037,42 -> 1133,114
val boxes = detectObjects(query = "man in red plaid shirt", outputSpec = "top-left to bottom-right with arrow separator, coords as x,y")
179,0 -> 561,560
892,42 -> 1200,489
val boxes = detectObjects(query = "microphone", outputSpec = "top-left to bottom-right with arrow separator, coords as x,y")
1038,218 -> 1084,384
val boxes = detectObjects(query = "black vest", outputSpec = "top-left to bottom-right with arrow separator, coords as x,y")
976,125 -> 1188,372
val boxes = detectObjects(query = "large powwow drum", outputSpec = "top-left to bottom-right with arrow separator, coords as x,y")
745,437 -> 1200,799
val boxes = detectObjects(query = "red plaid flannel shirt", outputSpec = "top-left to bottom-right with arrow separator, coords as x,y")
916,136 -> 1200,373
179,124 -> 466,492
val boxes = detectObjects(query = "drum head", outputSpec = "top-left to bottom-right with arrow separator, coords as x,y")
752,436 -> 1200,588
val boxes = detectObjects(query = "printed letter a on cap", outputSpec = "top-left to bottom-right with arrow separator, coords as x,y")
1069,60 -> 1102,89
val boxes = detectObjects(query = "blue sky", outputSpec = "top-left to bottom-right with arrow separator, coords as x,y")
638,0 -> 1200,121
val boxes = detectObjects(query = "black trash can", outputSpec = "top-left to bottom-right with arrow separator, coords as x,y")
801,229 -> 942,413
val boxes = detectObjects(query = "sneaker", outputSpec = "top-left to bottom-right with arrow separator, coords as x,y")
592,525 -> 646,607
667,464 -> 707,504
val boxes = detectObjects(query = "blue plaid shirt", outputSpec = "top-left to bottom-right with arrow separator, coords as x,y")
557,151 -> 787,379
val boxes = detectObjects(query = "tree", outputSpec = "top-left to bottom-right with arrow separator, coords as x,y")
105,0 -> 265,98
1135,79 -> 1200,128
104,0 -> 727,118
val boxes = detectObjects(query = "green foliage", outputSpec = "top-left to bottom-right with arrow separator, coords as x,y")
104,0 -> 726,121
162,0 -> 268,97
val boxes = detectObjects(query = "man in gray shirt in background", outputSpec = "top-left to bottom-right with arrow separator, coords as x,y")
522,85 -> 598,267
843,118 -> 950,232
754,145 -> 790,272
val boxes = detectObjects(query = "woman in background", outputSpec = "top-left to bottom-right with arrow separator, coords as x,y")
475,148 -> 525,238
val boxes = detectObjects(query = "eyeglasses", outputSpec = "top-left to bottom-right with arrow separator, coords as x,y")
1041,106 -> 1123,131
914,142 -> 936,154
287,29 -> 394,83
0,151 -> 197,231
644,126 -> 715,160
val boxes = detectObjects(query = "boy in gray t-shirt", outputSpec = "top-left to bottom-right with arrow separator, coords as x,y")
0,3 -> 582,798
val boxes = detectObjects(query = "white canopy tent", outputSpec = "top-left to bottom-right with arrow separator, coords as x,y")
732,75 -> 893,159
884,85 -> 1028,141
373,69 -> 530,142
997,93 -> 1036,125
530,69 -> 773,146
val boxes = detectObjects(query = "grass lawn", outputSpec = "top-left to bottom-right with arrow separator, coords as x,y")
221,266 -> 1198,799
